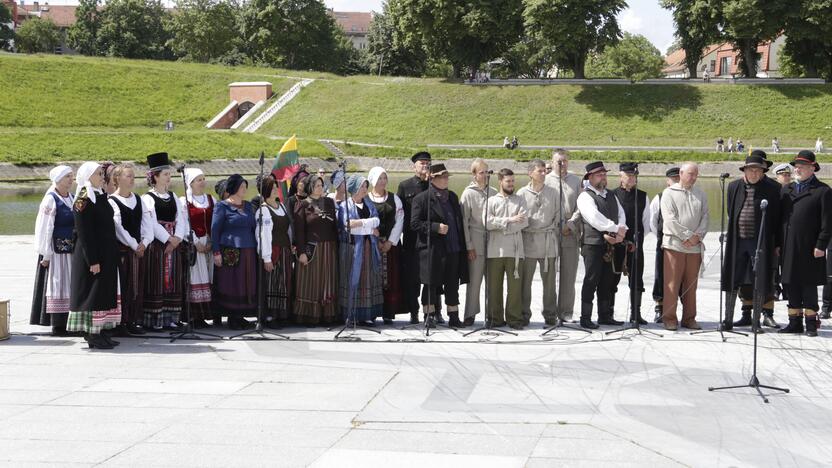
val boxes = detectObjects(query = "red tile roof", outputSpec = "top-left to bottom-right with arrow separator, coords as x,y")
18,4 -> 77,28
330,11 -> 372,35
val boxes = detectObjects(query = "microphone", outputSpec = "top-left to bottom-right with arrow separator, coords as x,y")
259,151 -> 265,166
558,160 -> 564,167
485,170 -> 494,175
719,173 -> 730,179
176,163 -> 186,173
760,199 -> 768,211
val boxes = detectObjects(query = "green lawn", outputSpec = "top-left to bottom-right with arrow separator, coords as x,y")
263,77 -> 832,148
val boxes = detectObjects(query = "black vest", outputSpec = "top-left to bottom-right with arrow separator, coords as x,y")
612,187 -> 647,244
148,191 -> 177,223
372,193 -> 397,239
582,188 -> 619,245
112,194 -> 143,245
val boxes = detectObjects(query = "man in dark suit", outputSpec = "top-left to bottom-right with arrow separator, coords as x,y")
720,151 -> 782,332
779,150 -> 832,337
410,163 -> 469,328
397,152 -> 432,324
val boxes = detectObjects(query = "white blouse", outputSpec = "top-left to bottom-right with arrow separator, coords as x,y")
367,191 -> 404,246
34,190 -> 73,260
255,203 -> 294,262
141,189 -> 188,243
109,193 -> 154,251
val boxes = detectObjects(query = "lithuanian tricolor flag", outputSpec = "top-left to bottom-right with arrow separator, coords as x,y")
272,135 -> 300,202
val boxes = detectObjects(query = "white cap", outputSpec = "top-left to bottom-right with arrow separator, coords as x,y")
773,163 -> 793,174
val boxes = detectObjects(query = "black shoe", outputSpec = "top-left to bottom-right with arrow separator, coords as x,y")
508,323 -> 524,330
653,304 -> 663,324
598,318 -> 624,326
447,312 -> 462,328
127,323 -> 146,335
806,315 -> 819,337
192,319 -> 210,329
435,314 -> 445,324
720,320 -> 734,331
51,327 -> 70,337
213,315 -> 224,328
820,308 -> 831,320
409,312 -> 419,325
87,334 -> 114,350
111,324 -> 131,337
733,308 -> 753,327
383,318 -> 394,325
778,316 -> 804,334
228,317 -> 244,330
762,310 -> 780,329
580,318 -> 599,330
425,315 -> 436,329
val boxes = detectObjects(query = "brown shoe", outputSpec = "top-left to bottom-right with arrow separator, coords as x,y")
663,321 -> 678,331
681,320 -> 701,330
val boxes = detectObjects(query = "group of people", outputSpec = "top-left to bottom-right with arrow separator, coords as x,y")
29,147 -> 830,348
716,137 -> 745,153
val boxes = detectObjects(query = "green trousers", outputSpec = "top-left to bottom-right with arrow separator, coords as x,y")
486,257 -> 523,327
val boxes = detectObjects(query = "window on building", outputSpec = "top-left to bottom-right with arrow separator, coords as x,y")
710,60 -> 716,72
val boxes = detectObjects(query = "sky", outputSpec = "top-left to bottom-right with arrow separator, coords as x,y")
36,0 -> 677,55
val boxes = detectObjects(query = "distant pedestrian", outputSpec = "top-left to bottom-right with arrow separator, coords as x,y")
772,137 -> 780,153
716,137 -> 725,152
816,138 -> 824,153
727,137 -> 735,153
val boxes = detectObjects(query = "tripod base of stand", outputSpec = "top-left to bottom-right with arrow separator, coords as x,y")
709,375 -> 789,404
691,325 -> 748,342
169,325 -> 224,343
605,321 -> 663,337
542,319 -> 592,336
333,319 -> 382,340
229,324 -> 289,340
463,325 -> 518,337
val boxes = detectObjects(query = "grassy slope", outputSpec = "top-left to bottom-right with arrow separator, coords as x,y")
263,76 -> 832,148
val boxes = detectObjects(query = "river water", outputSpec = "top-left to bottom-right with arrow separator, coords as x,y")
0,174 -> 728,235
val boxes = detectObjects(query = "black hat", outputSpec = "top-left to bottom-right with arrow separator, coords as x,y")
583,161 -> 608,180
146,152 -> 171,171
740,154 -> 769,173
411,151 -> 431,163
750,149 -> 773,168
666,167 -> 680,178
225,174 -> 247,196
791,150 -> 820,172
429,163 -> 449,177
619,162 -> 639,174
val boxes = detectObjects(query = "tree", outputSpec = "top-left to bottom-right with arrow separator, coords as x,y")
96,0 -> 171,59
0,2 -> 14,51
524,0 -> 626,79
67,0 -> 102,56
586,33 -> 664,80
332,29 -> 369,75
661,0 -> 720,78
395,0 -> 523,78
365,0 -> 427,76
166,0 -> 240,62
717,0 -> 788,77
494,34 -> 557,78
15,17 -> 60,54
240,0 -> 341,71
781,0 -> 832,81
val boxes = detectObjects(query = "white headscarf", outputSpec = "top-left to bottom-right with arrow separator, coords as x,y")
367,166 -> 386,187
48,165 -> 72,194
75,162 -> 102,204
184,168 -> 204,199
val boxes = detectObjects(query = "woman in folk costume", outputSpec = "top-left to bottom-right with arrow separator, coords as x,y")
67,162 -> 121,349
337,175 -> 384,325
142,152 -> 188,331
180,168 -> 215,328
328,169 -> 347,204
255,174 -> 294,327
293,174 -> 339,326
286,166 -> 310,217
30,165 -> 76,336
367,167 -> 405,324
109,163 -> 153,336
211,174 -> 258,330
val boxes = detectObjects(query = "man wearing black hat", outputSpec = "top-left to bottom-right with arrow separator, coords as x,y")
576,161 -> 627,329
778,150 -> 832,337
611,163 -> 653,325
410,163 -> 468,327
721,150 -> 782,332
649,167 -> 680,323
397,152 -> 436,324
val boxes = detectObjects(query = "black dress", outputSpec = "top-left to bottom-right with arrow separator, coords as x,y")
67,188 -> 121,333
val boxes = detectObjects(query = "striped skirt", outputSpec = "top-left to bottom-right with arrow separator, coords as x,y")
294,241 -> 338,326
118,247 -> 145,325
143,239 -> 183,328
213,247 -> 257,317
338,239 -> 383,322
30,253 -> 72,327
382,245 -> 403,318
264,245 -> 293,321
187,235 -> 214,320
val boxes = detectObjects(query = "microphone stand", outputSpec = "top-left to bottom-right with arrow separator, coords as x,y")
170,163 -> 222,342
230,151 -> 289,340
465,171 -> 517,337
709,200 -> 788,403
543,163 -> 589,336
607,178 -> 661,338
692,174 -> 746,340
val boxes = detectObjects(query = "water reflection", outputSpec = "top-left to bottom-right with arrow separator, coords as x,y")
0,174 -> 733,235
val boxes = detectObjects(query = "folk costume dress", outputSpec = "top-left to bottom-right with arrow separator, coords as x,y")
255,201 -> 294,322
30,165 -> 75,332
367,167 -> 405,320
180,168 -> 215,321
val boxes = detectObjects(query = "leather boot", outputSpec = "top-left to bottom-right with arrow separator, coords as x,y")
597,300 -> 623,326
447,311 -> 462,328
779,309 -> 804,334
821,304 -> 831,320
721,291 -> 737,330
630,293 -> 647,325
87,334 -> 114,350
653,303 -> 663,323
579,302 -> 598,329
805,314 -> 819,337
409,311 -> 419,325
762,309 -> 780,329
733,305 -> 753,327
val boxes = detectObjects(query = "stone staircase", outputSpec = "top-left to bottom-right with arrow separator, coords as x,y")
242,79 -> 314,133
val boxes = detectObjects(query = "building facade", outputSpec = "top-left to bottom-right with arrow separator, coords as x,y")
663,36 -> 786,79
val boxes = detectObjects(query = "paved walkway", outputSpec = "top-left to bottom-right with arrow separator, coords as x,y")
2,234 -> 832,466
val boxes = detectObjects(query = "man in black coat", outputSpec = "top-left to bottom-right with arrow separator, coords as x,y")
721,151 -> 782,331
410,163 -> 469,328
397,152 -> 433,324
779,150 -> 832,337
